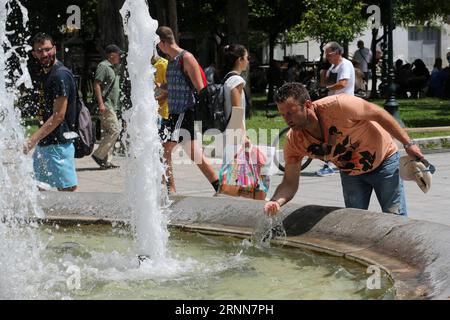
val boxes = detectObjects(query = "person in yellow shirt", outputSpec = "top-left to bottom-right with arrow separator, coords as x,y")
152,54 -> 169,119
153,53 -> 173,192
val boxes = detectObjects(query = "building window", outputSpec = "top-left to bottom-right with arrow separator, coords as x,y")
408,26 -> 441,70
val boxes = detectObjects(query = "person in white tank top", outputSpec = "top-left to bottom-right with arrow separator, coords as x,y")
213,44 -> 249,157
221,44 -> 249,126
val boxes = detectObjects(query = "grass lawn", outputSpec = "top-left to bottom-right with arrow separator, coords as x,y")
24,124 -> 39,137
246,94 -> 450,142
370,98 -> 450,128
23,97 -> 450,145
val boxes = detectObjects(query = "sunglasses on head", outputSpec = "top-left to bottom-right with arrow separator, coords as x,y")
409,158 -> 436,175
421,159 -> 436,174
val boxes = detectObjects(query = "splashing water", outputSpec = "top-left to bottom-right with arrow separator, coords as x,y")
251,214 -> 286,247
0,0 -> 45,299
119,0 -> 168,261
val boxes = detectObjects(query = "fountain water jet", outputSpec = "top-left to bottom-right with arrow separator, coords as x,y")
119,0 -> 168,261
0,0 -> 45,299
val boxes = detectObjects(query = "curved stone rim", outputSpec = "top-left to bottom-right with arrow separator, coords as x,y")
38,192 -> 450,300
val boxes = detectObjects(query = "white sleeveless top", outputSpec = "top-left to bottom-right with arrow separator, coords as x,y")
223,74 -> 246,123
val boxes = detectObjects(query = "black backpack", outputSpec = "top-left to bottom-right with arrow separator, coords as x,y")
74,92 -> 95,158
195,72 -> 238,133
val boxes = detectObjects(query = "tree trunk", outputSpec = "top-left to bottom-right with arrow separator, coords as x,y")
318,40 -> 326,79
343,40 -> 349,59
267,34 -> 277,103
167,0 -> 178,42
152,0 -> 167,25
226,0 -> 251,117
369,28 -> 380,99
97,0 -> 127,51
226,0 -> 248,46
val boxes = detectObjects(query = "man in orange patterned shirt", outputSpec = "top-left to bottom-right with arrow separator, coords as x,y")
264,83 -> 424,216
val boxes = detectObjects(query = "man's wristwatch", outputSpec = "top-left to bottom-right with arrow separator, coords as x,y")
403,141 -> 416,149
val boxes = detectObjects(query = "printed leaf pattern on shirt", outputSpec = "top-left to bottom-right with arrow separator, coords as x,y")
359,151 -> 377,172
306,124 -> 377,173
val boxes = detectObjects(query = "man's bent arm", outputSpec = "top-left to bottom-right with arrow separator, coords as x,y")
327,79 -> 349,91
360,100 -> 425,159
25,96 -> 68,153
264,162 -> 301,215
271,162 -> 301,204
183,53 -> 205,92
94,80 -> 105,106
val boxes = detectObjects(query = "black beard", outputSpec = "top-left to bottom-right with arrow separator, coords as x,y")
38,55 -> 56,69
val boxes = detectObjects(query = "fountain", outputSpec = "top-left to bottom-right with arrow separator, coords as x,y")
0,0 -> 44,299
3,0 -> 450,301
27,0 -> 394,299
119,0 -> 168,262
35,222 -> 394,299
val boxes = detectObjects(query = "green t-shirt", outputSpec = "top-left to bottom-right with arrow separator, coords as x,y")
95,60 -> 120,111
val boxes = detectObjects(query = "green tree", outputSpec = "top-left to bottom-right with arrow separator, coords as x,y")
22,0 -> 97,43
96,0 -> 126,49
226,0 -> 249,46
177,0 -> 226,35
158,0 -> 227,65
249,0 -> 306,102
395,0 -> 450,24
290,0 -> 366,59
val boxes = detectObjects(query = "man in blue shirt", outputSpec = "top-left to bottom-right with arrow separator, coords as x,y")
24,33 -> 78,191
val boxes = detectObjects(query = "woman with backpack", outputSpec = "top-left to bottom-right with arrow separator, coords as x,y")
216,44 -> 272,200
220,44 -> 249,128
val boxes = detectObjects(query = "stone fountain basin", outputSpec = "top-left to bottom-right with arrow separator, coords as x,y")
38,192 -> 450,300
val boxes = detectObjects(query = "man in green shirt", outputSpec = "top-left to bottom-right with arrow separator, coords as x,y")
92,44 -> 123,169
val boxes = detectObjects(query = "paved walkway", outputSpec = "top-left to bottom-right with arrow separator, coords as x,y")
75,145 -> 450,226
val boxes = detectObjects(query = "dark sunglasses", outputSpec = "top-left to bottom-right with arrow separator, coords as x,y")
410,158 -> 436,175
420,159 -> 436,174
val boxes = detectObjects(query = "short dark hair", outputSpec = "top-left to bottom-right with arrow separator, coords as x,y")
105,44 -> 123,55
275,82 -> 311,106
221,44 -> 247,75
31,32 -> 54,48
156,26 -> 175,44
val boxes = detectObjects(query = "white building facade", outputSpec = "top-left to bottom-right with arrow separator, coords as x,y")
267,23 -> 450,71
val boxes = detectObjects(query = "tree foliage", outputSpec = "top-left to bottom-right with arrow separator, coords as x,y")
22,0 -> 98,42
362,0 -> 450,27
249,0 -> 306,40
248,0 -> 306,101
289,0 -> 366,47
177,0 -> 226,36
395,0 -> 450,25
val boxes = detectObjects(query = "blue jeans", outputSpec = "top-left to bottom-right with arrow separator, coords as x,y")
339,152 -> 407,216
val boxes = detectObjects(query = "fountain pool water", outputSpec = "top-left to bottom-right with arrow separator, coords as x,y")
34,223 -> 394,299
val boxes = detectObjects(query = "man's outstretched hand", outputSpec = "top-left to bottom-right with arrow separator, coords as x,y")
264,200 -> 281,216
